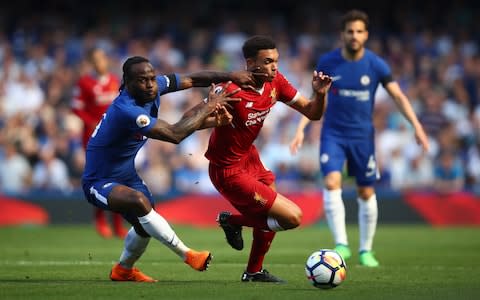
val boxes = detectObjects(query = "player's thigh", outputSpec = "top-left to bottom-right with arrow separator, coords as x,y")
320,137 -> 347,177
346,138 -> 378,186
83,180 -> 120,211
268,193 -> 302,225
83,179 -> 153,225
217,171 -> 277,216
112,180 -> 155,225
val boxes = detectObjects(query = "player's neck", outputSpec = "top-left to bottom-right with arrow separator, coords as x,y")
253,83 -> 265,94
341,47 -> 365,61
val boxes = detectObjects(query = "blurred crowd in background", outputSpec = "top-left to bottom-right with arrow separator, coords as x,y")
0,0 -> 479,198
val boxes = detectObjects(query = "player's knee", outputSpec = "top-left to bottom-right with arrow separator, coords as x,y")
324,178 -> 340,190
129,191 -> 151,213
284,210 -> 303,229
357,187 -> 374,200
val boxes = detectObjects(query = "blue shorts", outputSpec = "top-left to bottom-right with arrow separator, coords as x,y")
82,178 -> 154,224
319,134 -> 379,186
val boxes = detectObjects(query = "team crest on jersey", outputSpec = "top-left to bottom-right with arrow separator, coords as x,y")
360,75 -> 370,86
136,114 -> 150,128
269,88 -> 277,103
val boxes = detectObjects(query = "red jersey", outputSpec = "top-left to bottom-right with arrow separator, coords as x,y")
205,72 -> 299,167
72,73 -> 120,147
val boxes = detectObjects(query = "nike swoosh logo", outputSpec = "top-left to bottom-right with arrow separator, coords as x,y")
331,75 -> 342,82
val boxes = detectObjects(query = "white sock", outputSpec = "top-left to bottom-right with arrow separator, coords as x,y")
267,217 -> 285,231
323,189 -> 348,246
119,227 -> 150,269
138,209 -> 190,259
357,194 -> 378,252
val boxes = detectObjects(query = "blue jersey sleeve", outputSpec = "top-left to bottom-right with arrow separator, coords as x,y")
117,104 -> 157,135
373,56 -> 393,86
157,74 -> 181,95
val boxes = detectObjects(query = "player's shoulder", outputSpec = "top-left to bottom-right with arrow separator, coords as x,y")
77,74 -> 94,86
111,92 -> 133,111
364,49 -> 388,64
107,73 -> 120,82
364,49 -> 391,73
319,48 -> 342,61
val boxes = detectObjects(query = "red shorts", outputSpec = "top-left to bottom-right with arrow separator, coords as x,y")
209,147 -> 277,217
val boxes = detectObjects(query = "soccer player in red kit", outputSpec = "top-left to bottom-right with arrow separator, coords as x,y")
205,35 -> 332,282
72,47 -> 128,239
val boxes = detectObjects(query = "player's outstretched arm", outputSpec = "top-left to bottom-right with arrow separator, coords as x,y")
384,81 -> 430,152
289,115 -> 311,155
178,70 -> 267,90
290,71 -> 332,120
145,83 -> 240,144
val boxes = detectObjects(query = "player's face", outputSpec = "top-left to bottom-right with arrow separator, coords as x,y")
91,49 -> 109,75
127,62 -> 158,103
247,49 -> 279,83
341,20 -> 368,54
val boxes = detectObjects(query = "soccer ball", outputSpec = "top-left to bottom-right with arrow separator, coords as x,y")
305,249 -> 347,289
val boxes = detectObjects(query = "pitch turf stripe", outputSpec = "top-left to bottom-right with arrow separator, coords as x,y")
0,261 -> 300,267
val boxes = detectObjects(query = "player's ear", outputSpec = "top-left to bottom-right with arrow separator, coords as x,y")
245,58 -> 256,71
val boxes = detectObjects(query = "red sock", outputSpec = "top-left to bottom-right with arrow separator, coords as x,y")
95,208 -> 107,224
246,228 -> 276,273
228,214 -> 269,230
112,213 -> 128,238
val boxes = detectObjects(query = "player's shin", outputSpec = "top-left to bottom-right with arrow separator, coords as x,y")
323,189 -> 348,245
138,209 -> 190,259
118,227 -> 150,269
246,229 -> 276,273
357,194 -> 378,252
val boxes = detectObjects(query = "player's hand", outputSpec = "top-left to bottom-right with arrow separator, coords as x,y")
312,71 -> 332,95
206,82 -> 241,111
213,106 -> 234,126
289,131 -> 305,155
414,126 -> 430,152
230,69 -> 267,90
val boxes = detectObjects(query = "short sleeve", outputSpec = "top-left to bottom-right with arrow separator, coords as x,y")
157,74 -> 181,95
373,56 -> 393,86
276,73 -> 299,104
117,105 -> 157,135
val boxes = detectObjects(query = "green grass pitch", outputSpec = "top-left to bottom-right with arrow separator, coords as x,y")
1,224 -> 479,300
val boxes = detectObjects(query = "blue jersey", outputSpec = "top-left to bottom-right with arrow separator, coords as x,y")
317,48 -> 392,138
82,74 -> 180,183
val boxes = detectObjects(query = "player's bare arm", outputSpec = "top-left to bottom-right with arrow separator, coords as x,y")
289,115 -> 311,155
290,71 -> 332,120
385,81 -> 430,152
145,83 -> 240,143
178,70 -> 267,90
200,106 -> 234,129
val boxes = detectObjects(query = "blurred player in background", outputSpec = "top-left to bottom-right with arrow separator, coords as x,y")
289,10 -> 430,267
72,47 -> 128,239
82,55 -> 262,282
206,35 -> 332,282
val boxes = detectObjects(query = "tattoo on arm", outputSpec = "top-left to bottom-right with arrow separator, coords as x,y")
145,102 -> 210,144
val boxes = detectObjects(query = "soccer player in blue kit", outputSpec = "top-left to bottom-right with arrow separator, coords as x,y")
82,56 -> 259,282
290,10 -> 430,267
